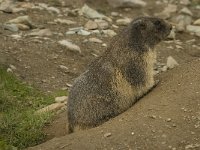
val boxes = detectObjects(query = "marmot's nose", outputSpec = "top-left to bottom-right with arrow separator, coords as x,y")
169,24 -> 172,30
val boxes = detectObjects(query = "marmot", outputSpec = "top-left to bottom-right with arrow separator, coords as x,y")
67,16 -> 172,133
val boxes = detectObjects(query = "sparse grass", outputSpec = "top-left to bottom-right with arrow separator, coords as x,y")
0,67 -> 56,149
52,89 -> 68,98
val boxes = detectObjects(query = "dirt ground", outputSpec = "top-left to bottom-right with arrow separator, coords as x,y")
0,0 -> 200,149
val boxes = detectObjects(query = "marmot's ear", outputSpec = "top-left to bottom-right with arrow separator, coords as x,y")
135,20 -> 146,30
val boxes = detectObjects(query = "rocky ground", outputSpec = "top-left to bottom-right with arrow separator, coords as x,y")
0,0 -> 200,149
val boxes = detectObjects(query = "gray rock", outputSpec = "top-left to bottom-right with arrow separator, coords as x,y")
54,18 -> 76,25
33,4 -> 46,10
166,118 -> 172,122
20,2 -> 34,9
9,64 -> 16,70
102,43 -> 107,47
80,4 -> 111,22
167,28 -> 176,39
91,30 -> 101,35
112,24 -> 119,29
111,12 -> 119,17
155,4 -> 177,19
8,15 -> 36,29
0,0 -> 15,13
186,39 -> 196,43
7,68 -> 13,73
174,15 -> 192,32
67,27 -> 91,35
3,23 -> 18,32
161,66 -> 168,72
89,37 -> 103,43
179,7 -> 193,16
95,19 -> 109,29
65,8 -> 79,17
37,3 -> 48,9
33,3 -> 60,14
149,115 -> 156,119
83,39 -> 88,43
66,83 -> 72,87
65,31 -> 76,35
180,0 -> 191,5
28,29 -> 52,37
193,19 -> 200,25
102,29 -> 117,37
46,6 -> 60,14
36,103 -> 66,114
104,132 -> 112,137
68,27 -> 83,32
16,23 -> 30,30
66,27 -> 91,35
77,29 -> 91,36
175,45 -> 183,49
58,40 -> 81,53
186,25 -> 200,37
55,96 -> 68,103
107,0 -> 146,8
10,34 -> 22,39
59,65 -> 69,71
185,144 -> 200,150
116,18 -> 131,26
12,7 -> 27,13
84,20 -> 98,30
176,22 -> 185,32
166,56 -> 179,69
154,70 -> 159,75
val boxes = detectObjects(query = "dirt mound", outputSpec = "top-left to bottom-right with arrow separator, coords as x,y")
28,59 -> 200,150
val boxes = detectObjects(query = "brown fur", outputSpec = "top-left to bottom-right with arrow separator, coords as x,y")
67,16 -> 172,133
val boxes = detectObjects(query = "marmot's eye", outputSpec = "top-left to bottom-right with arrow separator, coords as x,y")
154,20 -> 162,30
154,20 -> 161,25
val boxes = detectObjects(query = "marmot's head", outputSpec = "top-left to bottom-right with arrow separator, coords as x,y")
129,17 -> 172,48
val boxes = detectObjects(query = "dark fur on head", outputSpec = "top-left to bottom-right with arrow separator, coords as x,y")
127,17 -> 172,51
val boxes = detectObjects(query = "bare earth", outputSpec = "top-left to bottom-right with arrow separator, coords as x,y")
0,0 -> 200,149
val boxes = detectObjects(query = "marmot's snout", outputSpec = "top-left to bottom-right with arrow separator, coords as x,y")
153,19 -> 173,41
169,24 -> 172,31
166,22 -> 173,37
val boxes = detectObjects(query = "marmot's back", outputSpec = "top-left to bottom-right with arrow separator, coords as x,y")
67,16 -> 172,133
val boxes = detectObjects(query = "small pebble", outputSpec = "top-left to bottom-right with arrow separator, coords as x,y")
55,96 -> 68,103
111,12 -> 119,17
149,115 -> 156,119
167,56 -> 179,69
89,37 -> 103,43
166,118 -> 172,122
104,132 -> 112,137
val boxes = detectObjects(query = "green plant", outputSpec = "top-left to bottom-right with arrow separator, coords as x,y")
0,67 -> 56,149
